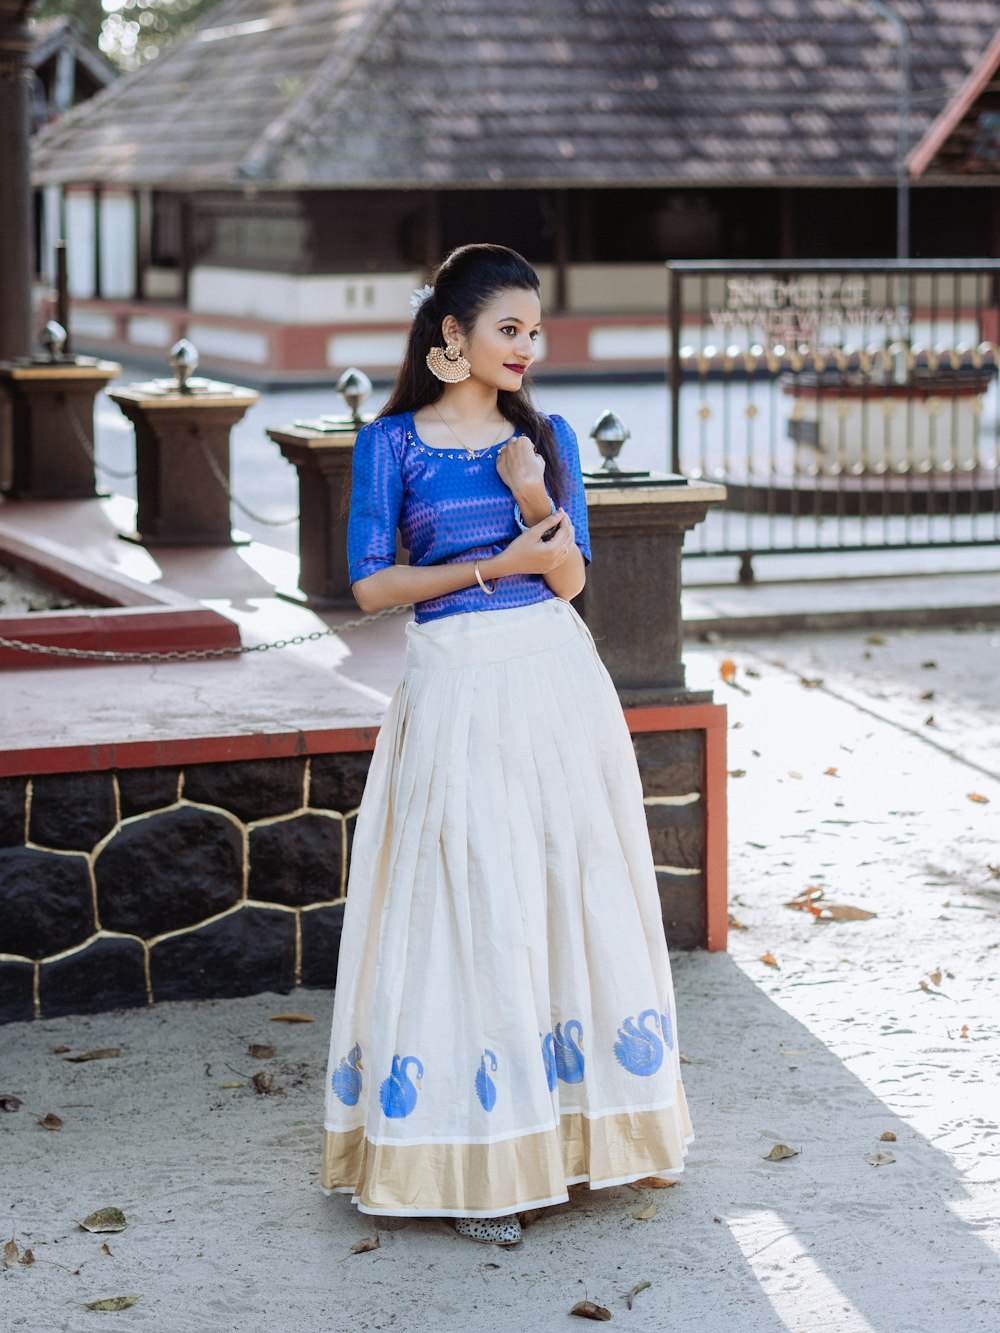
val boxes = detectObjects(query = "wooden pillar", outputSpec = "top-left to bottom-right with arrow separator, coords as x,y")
92,183 -> 103,300
0,0 -> 37,362
423,191 -> 441,272
779,188 -> 795,260
553,189 -> 569,314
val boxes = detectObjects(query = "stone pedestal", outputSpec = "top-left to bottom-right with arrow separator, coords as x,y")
0,360 -> 122,499
575,476 -> 726,706
265,419 -> 361,608
108,380 -> 258,546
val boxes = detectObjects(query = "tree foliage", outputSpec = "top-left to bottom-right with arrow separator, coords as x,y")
35,0 -> 229,72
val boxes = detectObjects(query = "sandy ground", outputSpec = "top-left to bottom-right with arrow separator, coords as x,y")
2,625 -> 998,1333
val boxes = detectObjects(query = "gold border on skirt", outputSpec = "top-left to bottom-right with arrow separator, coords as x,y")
322,1093 -> 693,1216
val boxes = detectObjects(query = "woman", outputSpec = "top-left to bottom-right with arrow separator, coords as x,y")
322,244 -> 693,1246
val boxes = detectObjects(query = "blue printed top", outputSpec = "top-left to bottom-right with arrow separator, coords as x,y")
347,410 -> 591,624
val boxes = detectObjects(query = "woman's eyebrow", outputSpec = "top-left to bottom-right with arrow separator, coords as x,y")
496,316 -> 542,328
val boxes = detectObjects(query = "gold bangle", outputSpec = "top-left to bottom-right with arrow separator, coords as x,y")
474,559 -> 496,595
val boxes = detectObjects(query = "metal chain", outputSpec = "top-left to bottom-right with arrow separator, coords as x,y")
64,401 -> 138,480
0,603 -> 408,664
197,437 -> 300,528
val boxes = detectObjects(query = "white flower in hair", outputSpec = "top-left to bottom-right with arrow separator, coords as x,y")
410,284 -> 435,317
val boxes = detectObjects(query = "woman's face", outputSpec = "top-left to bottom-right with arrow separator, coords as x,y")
445,287 -> 542,393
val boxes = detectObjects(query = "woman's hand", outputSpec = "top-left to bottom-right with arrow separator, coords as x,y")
489,508 -> 577,577
495,435 -> 548,515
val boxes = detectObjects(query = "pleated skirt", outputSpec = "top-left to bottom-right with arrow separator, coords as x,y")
321,596 -> 693,1217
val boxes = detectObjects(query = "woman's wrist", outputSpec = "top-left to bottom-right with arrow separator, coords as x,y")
478,552 -> 507,582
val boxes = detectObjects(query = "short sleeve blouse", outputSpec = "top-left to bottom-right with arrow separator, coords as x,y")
347,411 -> 591,624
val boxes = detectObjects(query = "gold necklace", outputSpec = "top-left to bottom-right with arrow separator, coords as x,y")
431,405 -> 509,457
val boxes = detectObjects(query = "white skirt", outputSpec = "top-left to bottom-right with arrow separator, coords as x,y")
321,596 -> 693,1217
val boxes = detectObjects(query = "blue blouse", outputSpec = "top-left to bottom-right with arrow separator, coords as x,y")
347,410 -> 592,624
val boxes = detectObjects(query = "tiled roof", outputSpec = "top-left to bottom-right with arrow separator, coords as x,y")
31,0 -> 1000,189
909,25 -> 1000,175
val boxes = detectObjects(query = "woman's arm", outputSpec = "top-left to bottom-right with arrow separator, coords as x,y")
352,509 -> 583,612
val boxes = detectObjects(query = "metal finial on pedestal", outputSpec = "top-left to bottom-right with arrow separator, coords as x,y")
169,339 -> 199,393
39,320 -> 67,363
336,367 -> 373,425
590,410 -> 631,472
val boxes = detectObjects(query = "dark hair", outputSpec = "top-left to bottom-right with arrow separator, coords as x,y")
379,243 -> 565,506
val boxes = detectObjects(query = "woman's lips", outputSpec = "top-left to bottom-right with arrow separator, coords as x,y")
504,364 -> 527,375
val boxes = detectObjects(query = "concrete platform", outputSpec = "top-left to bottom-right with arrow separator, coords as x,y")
3,492 -> 999,761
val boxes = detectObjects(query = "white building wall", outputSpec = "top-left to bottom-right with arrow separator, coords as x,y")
189,267 -> 424,324
39,186 -> 62,286
65,190 -> 96,299
99,192 -> 136,300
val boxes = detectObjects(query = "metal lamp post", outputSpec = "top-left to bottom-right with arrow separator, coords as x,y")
845,0 -> 911,261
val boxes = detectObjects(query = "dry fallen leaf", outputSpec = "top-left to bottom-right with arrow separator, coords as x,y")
764,1144 -> 799,1161
63,1048 -> 121,1063
570,1300 -> 612,1322
82,1297 -> 140,1311
248,1044 -> 277,1060
0,1095 -> 23,1112
728,769 -> 747,778
967,792 -> 990,804
251,1072 -> 285,1096
269,1013 -> 315,1023
924,715 -> 936,727
218,1081 -> 245,1090
20,1248 -> 34,1267
786,886 -> 825,912
865,1151 -> 895,1166
719,658 -> 737,683
632,1177 -> 676,1190
815,904 -> 877,922
799,676 -> 824,689
759,952 -> 779,969
350,1235 -> 380,1254
919,690 -> 935,701
79,1208 -> 127,1234
880,1131 -> 897,1142
930,969 -> 942,986
3,1239 -> 19,1269
626,1280 -> 651,1310
38,1112 -> 63,1131
49,1045 -> 70,1054
632,1204 -> 658,1220
960,1025 -> 970,1039
101,1242 -> 114,1257
728,915 -> 748,931
824,766 -> 838,777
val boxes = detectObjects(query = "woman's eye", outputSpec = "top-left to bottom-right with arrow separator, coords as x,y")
500,325 -> 516,336
529,331 -> 540,342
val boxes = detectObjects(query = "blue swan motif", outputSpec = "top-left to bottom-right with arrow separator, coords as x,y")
541,1032 -> 557,1091
475,1049 -> 498,1112
553,1020 -> 585,1084
379,1054 -> 423,1119
660,1006 -> 675,1052
613,1010 -> 664,1076
331,1042 -> 363,1106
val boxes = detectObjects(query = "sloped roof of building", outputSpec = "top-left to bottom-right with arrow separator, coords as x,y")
31,0 -> 1000,190
908,25 -> 1000,176
31,14 -> 118,88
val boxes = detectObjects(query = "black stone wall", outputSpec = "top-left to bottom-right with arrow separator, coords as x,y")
0,729 -> 709,1023
0,756 -> 360,1023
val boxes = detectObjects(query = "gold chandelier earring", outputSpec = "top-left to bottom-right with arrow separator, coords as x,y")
426,341 -> 472,383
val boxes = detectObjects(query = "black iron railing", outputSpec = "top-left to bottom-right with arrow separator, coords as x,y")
667,261 -> 1000,570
